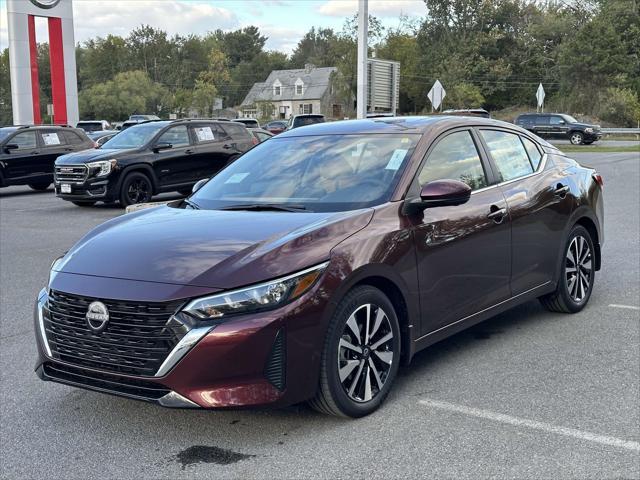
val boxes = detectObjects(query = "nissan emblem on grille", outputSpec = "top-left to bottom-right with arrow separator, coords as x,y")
86,301 -> 109,332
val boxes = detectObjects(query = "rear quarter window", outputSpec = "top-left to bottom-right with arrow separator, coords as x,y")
221,123 -> 251,139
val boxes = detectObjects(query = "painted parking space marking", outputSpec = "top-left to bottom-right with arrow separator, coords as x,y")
418,398 -> 640,453
609,304 -> 640,311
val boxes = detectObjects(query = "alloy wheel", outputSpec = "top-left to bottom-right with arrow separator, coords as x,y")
565,235 -> 592,302
570,133 -> 583,145
337,303 -> 394,403
127,178 -> 150,204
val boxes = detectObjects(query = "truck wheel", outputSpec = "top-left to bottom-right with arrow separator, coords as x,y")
569,132 -> 584,145
119,172 -> 153,207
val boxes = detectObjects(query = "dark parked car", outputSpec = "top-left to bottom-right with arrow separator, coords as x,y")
515,113 -> 602,145
288,114 -> 325,130
87,130 -> 118,147
53,119 -> 253,207
0,125 -> 94,191
233,118 -> 261,129
263,121 -> 288,135
36,116 -> 604,417
249,128 -> 274,143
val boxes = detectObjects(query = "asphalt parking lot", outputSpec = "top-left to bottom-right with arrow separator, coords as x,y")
1,150 -> 638,479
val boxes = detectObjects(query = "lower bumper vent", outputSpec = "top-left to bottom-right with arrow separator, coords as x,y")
264,329 -> 286,391
41,362 -> 170,401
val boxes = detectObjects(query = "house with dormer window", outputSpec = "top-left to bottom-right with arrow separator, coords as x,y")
240,64 -> 347,121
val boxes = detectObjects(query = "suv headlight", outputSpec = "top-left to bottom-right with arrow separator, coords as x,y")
183,261 -> 329,320
87,159 -> 117,178
585,127 -> 594,133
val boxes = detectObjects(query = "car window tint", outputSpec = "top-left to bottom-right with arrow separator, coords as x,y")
418,131 -> 487,190
157,126 -> 190,147
11,131 -> 37,149
481,130 -> 534,182
63,131 -> 84,145
549,116 -> 564,125
521,136 -> 542,170
193,126 -> 218,143
537,115 -> 550,125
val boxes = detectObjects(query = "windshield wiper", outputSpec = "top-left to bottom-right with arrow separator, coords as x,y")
220,203 -> 309,212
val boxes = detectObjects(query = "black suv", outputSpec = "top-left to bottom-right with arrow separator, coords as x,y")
0,125 -> 94,191
54,119 -> 254,207
515,113 -> 602,145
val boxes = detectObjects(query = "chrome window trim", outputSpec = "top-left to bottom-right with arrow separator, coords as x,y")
154,325 -> 215,377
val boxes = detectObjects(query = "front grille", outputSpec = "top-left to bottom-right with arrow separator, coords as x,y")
55,165 -> 88,183
43,290 -> 186,377
42,362 -> 170,401
264,329 -> 286,391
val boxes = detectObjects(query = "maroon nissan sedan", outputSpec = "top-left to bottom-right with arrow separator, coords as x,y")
35,116 -> 604,417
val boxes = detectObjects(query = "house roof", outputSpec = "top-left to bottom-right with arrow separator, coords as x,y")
241,66 -> 337,105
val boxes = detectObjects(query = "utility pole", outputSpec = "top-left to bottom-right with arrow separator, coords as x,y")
356,0 -> 368,119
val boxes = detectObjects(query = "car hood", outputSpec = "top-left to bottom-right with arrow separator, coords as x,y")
55,205 -> 374,289
55,148 -> 138,165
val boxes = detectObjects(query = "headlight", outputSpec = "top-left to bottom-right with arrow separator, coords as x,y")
183,261 -> 329,320
87,159 -> 117,177
585,128 -> 593,133
48,254 -> 65,286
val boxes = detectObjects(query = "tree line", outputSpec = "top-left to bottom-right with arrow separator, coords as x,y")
0,0 -> 638,126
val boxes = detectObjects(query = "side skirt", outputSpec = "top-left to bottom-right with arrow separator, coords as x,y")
411,282 -> 555,358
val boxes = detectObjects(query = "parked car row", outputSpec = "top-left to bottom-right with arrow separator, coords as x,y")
1,119 -> 262,206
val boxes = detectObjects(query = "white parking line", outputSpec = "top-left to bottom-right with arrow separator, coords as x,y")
418,398 -> 640,453
609,304 -> 640,311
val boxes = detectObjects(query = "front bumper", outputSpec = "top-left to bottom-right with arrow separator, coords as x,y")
54,178 -> 115,201
584,131 -> 603,142
34,271 -> 332,409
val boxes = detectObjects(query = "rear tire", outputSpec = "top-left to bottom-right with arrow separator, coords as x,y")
309,286 -> 401,417
71,201 -> 96,207
540,225 -> 595,313
119,172 -> 153,207
28,183 -> 51,191
569,132 -> 584,145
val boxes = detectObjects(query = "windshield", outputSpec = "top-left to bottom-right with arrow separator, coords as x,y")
562,114 -> 578,123
101,123 -> 166,149
191,134 -> 420,212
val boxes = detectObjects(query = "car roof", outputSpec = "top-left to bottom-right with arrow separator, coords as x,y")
278,116 -> 521,137
0,124 -> 75,130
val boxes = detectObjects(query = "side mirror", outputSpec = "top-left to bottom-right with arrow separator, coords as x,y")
153,142 -> 172,153
403,179 -> 471,214
558,120 -> 565,125
192,178 -> 208,194
4,144 -> 19,153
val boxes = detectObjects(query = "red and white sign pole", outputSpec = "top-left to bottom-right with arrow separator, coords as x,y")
7,0 -> 79,126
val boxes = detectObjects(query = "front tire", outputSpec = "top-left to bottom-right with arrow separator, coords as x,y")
119,172 -> 153,207
309,286 -> 401,417
28,183 -> 51,191
540,225 -> 595,313
569,132 -> 584,145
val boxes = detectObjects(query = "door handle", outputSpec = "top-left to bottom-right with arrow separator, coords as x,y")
554,184 -> 570,198
160,169 -> 170,174
487,205 -> 507,224
222,144 -> 233,150
64,148 -> 73,152
185,149 -> 194,155
30,151 -> 40,155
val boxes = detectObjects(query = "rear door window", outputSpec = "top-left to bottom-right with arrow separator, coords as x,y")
41,131 -> 64,146
63,131 -> 86,145
480,130 -> 534,182
418,130 -> 488,190
521,136 -> 543,170
549,116 -> 565,125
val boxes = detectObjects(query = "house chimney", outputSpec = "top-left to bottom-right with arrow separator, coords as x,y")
304,63 -> 315,74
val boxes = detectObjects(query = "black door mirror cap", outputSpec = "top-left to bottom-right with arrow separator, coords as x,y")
4,144 -> 19,152
153,142 -> 173,153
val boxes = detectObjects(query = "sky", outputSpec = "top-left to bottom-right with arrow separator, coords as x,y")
0,0 -> 427,53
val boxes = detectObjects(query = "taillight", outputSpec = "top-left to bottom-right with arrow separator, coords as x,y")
592,173 -> 604,188
251,137 -> 259,145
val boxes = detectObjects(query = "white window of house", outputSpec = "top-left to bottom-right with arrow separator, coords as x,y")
299,104 -> 313,114
273,79 -> 282,96
295,78 -> 304,95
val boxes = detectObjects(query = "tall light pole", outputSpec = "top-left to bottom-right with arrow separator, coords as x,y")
356,0 -> 368,119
